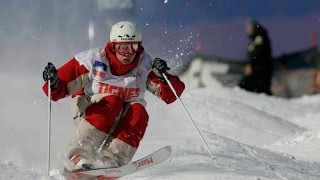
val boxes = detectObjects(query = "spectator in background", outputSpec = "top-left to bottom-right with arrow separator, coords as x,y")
239,19 -> 273,95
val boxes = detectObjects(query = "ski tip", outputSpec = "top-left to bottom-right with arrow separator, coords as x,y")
163,146 -> 172,153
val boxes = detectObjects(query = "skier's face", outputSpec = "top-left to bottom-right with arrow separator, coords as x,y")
113,43 -> 139,64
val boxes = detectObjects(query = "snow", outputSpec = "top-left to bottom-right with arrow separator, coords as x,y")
0,162 -> 39,180
1,74 -> 320,179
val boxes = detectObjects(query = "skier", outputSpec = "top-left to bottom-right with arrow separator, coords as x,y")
42,21 -> 185,171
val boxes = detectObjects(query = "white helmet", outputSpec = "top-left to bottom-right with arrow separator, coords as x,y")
110,21 -> 142,43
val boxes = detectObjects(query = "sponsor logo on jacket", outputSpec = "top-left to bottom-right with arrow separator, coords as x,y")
93,61 -> 108,71
98,82 -> 140,100
93,69 -> 106,78
93,61 -> 107,78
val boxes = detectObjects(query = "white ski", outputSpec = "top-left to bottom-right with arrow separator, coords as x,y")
63,146 -> 172,180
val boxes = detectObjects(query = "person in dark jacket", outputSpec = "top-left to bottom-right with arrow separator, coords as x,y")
239,19 -> 273,95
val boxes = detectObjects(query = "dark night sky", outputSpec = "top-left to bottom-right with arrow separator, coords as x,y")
0,0 -> 319,72
135,0 -> 320,23
135,0 -> 320,59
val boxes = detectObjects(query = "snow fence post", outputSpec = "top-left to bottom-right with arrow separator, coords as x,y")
162,73 -> 218,165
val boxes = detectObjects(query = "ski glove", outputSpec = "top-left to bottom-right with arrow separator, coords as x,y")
152,58 -> 170,79
43,62 -> 59,89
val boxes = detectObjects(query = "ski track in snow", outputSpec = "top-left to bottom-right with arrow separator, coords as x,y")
1,75 -> 320,180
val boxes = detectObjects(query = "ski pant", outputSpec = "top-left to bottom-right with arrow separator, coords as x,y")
66,94 -> 149,165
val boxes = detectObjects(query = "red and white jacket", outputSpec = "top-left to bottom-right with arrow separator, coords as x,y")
43,45 -> 185,105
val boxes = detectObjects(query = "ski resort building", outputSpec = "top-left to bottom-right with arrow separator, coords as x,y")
181,47 -> 320,98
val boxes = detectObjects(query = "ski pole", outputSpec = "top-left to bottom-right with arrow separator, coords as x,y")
162,73 -> 218,165
47,80 -> 52,176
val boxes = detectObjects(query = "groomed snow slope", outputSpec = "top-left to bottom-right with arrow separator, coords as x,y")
1,75 -> 320,180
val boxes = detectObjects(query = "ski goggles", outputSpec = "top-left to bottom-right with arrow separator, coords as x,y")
112,42 -> 140,56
